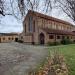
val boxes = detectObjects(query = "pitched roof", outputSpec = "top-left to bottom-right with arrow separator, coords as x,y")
28,10 -> 75,27
0,33 -> 18,36
42,28 -> 75,35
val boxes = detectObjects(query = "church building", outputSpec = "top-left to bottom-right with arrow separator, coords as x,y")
19,10 -> 75,45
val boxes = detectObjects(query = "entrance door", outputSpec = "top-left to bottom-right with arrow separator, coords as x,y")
0,38 -> 1,43
15,38 -> 18,42
39,33 -> 45,44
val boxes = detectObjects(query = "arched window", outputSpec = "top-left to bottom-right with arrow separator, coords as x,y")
8,37 -> 10,40
33,20 -> 35,32
3,37 -> 5,40
29,16 -> 33,32
25,24 -> 26,33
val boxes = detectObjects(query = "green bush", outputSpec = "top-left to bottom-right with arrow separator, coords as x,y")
73,40 -> 75,43
48,39 -> 73,46
61,39 -> 72,45
47,41 -> 61,46
18,40 -> 23,43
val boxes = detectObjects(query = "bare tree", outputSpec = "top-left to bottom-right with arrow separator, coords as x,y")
0,0 -> 5,16
0,0 -> 53,20
18,0 -> 25,16
53,0 -> 75,22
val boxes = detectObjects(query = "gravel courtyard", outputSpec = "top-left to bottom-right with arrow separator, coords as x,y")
0,42 -> 48,75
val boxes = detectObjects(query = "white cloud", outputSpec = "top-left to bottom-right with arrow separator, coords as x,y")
0,15 -> 23,33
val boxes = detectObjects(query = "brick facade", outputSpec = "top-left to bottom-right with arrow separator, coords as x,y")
19,10 -> 75,45
0,33 -> 18,43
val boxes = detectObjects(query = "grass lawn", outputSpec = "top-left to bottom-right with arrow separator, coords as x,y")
49,44 -> 75,75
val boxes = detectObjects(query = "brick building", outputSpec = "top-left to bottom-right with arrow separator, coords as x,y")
0,33 -> 18,43
19,10 -> 75,45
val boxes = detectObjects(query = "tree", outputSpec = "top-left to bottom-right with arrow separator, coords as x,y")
0,0 -> 5,16
53,0 -> 75,22
1,0 -> 75,23
0,0 -> 52,20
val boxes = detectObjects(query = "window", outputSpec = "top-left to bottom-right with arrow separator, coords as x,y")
56,25 -> 58,29
21,36 -> 23,39
33,21 -> 35,32
8,37 -> 10,40
67,36 -> 69,39
71,36 -> 72,39
29,16 -> 33,32
25,24 -> 26,33
58,26 -> 61,30
62,36 -> 65,39
61,26 -> 63,30
49,35 -> 54,39
3,37 -> 5,40
57,36 -> 60,39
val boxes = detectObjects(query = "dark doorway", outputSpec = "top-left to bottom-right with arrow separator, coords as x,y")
15,38 -> 18,42
39,33 -> 45,44
0,38 -> 1,43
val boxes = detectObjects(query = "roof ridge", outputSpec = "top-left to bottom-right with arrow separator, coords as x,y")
42,28 -> 75,35
28,10 -> 75,26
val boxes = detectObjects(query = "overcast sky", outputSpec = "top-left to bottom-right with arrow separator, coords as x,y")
0,3 -> 74,33
0,15 -> 22,33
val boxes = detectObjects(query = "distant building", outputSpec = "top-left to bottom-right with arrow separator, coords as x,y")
19,10 -> 75,45
0,33 -> 19,43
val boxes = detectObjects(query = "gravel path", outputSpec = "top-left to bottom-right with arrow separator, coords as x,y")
0,42 -> 48,75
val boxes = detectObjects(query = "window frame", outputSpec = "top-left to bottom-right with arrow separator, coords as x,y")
57,35 -> 60,39
49,35 -> 54,39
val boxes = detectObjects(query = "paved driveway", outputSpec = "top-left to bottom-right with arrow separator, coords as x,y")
0,42 -> 48,75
